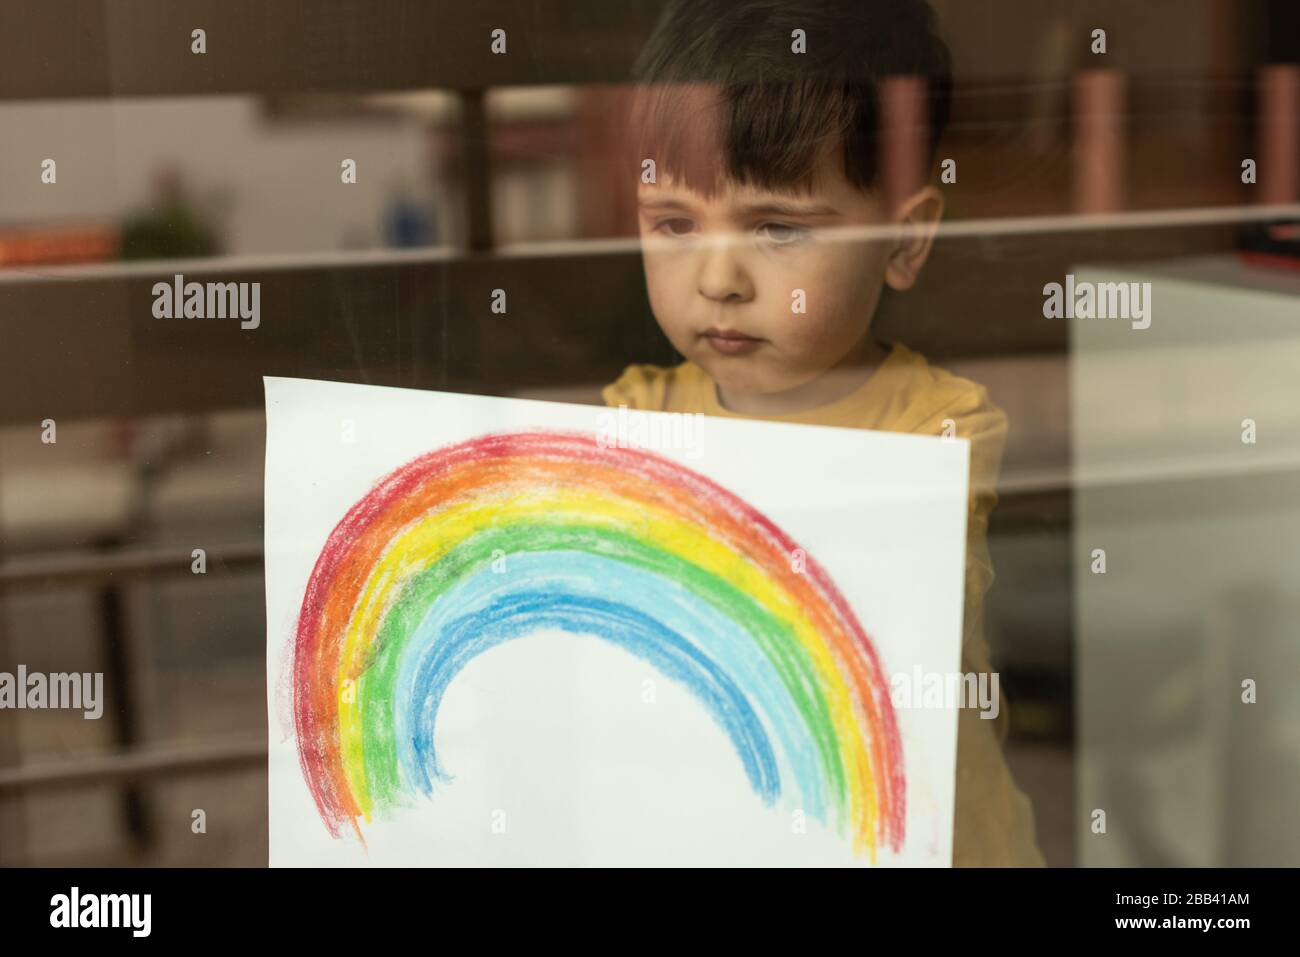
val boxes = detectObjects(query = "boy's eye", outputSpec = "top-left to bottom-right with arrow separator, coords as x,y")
757,222 -> 810,246
654,217 -> 696,238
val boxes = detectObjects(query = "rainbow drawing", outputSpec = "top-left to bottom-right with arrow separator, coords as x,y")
292,430 -> 905,857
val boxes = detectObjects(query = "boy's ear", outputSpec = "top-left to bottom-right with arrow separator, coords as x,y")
883,185 -> 944,292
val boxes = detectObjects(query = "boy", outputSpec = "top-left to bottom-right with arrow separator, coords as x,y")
604,0 -> 1045,866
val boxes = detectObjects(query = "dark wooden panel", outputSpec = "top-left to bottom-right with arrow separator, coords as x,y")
0,251 -> 671,422
0,218 -> 1240,424
0,0 -> 665,101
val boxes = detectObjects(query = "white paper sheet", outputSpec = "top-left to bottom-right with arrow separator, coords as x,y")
265,376 -> 969,866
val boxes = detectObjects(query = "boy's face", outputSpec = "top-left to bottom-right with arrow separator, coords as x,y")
637,151 -> 909,401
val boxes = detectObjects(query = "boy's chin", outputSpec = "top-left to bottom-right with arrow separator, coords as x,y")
695,355 -> 811,398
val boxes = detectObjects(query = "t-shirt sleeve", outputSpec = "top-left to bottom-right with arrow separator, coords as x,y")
602,364 -> 669,411
954,388 -> 1009,729
911,381 -> 1009,701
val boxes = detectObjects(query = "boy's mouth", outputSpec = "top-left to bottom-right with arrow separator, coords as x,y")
700,327 -> 765,356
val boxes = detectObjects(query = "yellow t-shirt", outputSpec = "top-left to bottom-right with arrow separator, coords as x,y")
603,341 -> 1046,867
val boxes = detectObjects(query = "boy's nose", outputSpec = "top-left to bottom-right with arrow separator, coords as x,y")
695,233 -> 755,303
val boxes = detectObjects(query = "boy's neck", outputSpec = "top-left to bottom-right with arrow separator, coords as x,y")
714,334 -> 892,417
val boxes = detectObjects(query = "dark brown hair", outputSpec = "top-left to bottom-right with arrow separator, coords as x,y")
629,0 -> 952,196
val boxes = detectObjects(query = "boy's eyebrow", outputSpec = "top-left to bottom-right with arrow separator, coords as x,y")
637,197 -> 695,212
638,196 -> 842,218
736,200 -> 841,218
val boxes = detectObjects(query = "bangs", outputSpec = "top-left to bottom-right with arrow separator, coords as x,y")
625,0 -> 952,199
629,80 -> 874,198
